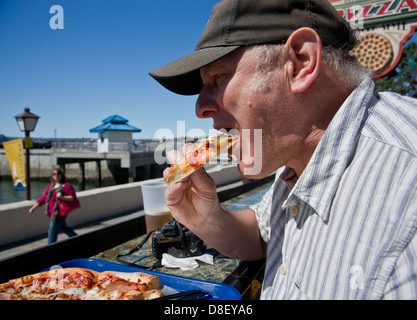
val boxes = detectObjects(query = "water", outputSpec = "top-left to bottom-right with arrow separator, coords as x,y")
223,183 -> 272,210
0,178 -> 114,205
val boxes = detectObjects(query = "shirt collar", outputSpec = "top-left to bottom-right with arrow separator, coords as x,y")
280,77 -> 375,222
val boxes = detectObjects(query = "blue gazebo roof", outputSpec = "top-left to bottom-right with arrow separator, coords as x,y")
89,115 -> 141,133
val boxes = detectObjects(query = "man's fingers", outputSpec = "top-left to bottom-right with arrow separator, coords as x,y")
188,167 -> 216,195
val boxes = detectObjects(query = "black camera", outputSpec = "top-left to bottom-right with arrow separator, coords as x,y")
152,220 -> 206,260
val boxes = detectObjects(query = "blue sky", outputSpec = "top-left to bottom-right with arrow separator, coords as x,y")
0,0 -> 218,139
0,0 -> 416,140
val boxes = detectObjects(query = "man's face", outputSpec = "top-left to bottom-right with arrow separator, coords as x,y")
195,47 -> 297,178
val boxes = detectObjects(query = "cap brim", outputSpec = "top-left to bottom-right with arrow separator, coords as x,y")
149,46 -> 241,95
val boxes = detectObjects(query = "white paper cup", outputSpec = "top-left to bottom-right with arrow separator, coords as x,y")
141,181 -> 169,214
141,181 -> 172,232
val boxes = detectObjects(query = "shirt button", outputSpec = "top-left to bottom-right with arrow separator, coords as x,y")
290,205 -> 299,216
280,264 -> 287,275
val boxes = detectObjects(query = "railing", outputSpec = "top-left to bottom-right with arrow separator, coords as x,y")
52,140 -> 161,152
52,141 -> 97,152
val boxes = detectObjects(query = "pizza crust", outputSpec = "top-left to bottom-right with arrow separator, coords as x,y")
97,270 -> 161,290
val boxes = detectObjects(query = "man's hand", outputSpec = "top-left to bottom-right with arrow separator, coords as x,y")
163,146 -> 266,261
163,147 -> 221,231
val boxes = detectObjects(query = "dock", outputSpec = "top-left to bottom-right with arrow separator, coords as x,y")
51,139 -> 164,187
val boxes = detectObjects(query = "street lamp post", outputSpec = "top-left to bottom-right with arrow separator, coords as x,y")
14,108 -> 40,200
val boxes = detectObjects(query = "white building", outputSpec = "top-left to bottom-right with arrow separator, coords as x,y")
89,115 -> 141,153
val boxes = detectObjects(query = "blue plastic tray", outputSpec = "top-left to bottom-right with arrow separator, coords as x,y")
44,258 -> 241,300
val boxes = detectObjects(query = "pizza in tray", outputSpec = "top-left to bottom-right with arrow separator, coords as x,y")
0,268 -> 164,300
164,134 -> 238,185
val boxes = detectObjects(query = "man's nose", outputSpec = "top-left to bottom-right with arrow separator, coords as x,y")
195,87 -> 218,119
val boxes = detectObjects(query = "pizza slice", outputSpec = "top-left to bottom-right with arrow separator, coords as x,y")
0,268 -> 164,300
84,270 -> 163,300
165,134 -> 238,185
0,268 -> 98,300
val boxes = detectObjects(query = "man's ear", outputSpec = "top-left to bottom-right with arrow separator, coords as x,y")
285,27 -> 322,94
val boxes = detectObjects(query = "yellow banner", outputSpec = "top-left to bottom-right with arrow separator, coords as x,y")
3,139 -> 26,191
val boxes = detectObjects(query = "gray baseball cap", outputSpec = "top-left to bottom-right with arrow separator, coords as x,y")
149,0 -> 356,95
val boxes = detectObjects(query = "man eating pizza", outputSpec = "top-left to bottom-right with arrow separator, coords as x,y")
149,0 -> 417,299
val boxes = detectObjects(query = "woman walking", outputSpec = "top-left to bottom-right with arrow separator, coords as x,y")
29,168 -> 80,244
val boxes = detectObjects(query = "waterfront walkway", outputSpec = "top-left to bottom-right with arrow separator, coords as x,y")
0,210 -> 143,260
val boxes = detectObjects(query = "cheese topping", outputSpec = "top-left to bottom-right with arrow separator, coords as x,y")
0,269 -> 163,300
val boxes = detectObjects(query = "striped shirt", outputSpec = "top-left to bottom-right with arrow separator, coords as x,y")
252,77 -> 417,299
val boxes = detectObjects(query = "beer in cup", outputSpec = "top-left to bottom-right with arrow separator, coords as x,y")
140,181 -> 173,233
